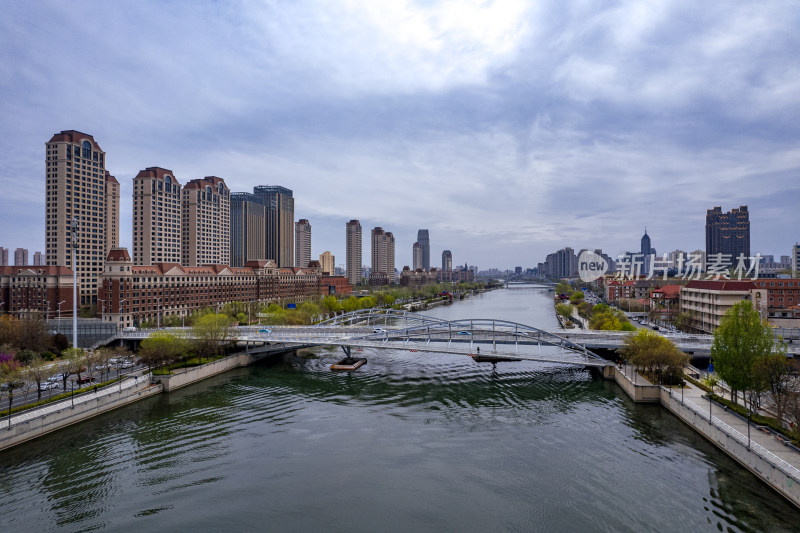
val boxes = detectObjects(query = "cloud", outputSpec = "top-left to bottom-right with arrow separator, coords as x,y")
0,0 -> 798,269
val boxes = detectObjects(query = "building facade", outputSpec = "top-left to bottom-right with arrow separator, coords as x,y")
45,130 -> 120,305
133,167 -> 183,266
182,176 -> 230,267
0,265 -> 74,319
253,186 -> 294,268
0,247 -> 7,266
679,280 -> 762,334
99,248 -> 350,327
346,220 -> 362,286
33,251 -> 44,266
417,229 -> 430,270
442,250 -> 452,271
370,227 -> 395,285
706,205 -> 750,268
295,219 -> 311,268
230,192 -> 266,268
412,242 -> 423,271
14,248 -> 28,266
319,251 -> 335,275
793,244 -> 800,278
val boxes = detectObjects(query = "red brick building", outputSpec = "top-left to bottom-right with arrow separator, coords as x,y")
754,278 -> 800,318
99,248 -> 351,327
0,265 -> 74,319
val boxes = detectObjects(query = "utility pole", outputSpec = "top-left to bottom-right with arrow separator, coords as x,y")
71,216 -> 79,348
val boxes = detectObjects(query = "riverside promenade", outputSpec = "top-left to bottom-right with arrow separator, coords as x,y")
614,364 -> 800,508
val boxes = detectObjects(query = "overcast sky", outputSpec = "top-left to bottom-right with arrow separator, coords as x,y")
1,1 -> 799,271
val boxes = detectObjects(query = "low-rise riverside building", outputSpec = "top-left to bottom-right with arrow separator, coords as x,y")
0,265 -> 75,319
679,280 -> 765,333
99,248 -> 351,328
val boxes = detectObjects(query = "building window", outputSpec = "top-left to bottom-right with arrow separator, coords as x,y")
82,141 -> 91,159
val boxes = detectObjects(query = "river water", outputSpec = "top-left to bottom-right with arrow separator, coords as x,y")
1,285 -> 799,532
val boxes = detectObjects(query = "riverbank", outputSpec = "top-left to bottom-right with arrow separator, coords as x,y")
0,344 -> 293,452
611,364 -> 800,508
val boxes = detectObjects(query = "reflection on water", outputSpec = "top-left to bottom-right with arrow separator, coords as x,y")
1,286 -> 800,531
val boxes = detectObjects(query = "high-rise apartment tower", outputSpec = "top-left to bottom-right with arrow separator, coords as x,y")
253,186 -> 294,267
133,167 -> 182,265
182,176 -> 230,266
45,130 -> 120,304
295,219 -> 311,268
346,220 -> 362,286
417,229 -> 430,270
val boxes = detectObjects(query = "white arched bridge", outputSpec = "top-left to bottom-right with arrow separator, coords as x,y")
119,309 -> 612,368
114,309 -> 799,364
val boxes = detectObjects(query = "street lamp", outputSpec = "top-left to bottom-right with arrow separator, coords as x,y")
71,216 -> 79,349
154,297 -> 161,329
98,299 -> 105,321
57,300 -> 66,334
43,299 -> 50,321
119,299 -> 127,329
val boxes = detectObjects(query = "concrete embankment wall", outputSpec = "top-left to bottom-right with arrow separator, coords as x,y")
609,365 -> 800,508
0,347 -> 291,452
0,378 -> 162,451
156,349 -> 282,392
660,389 -> 800,507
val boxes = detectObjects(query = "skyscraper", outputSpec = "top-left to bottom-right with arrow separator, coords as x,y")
45,130 -> 120,305
417,229 -> 430,270
253,186 -> 294,267
0,247 -> 7,266
706,205 -> 750,268
346,220 -> 362,286
182,176 -> 230,266
33,251 -> 43,266
412,242 -> 423,270
370,228 -> 395,284
295,219 -> 311,268
442,250 -> 452,271
230,192 -> 266,267
640,229 -> 653,256
133,167 -> 182,265
319,251 -> 335,275
793,244 -> 799,278
14,248 -> 28,266
386,232 -> 395,283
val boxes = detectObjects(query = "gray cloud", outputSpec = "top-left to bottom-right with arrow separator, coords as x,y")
1,0 -> 798,270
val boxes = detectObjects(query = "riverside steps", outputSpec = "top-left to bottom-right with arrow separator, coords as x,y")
610,364 -> 800,508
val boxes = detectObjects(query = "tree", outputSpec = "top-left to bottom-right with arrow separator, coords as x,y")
569,291 -> 585,305
752,354 -> 792,427
192,313 -> 231,360
0,357 -> 22,418
620,329 -> 688,385
16,317 -> 49,352
711,300 -> 778,407
555,303 -> 572,318
139,331 -> 186,371
27,353 -> 49,402
94,347 -> 113,382
61,347 -> 84,390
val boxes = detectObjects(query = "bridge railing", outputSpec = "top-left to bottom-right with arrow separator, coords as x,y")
664,387 -> 800,483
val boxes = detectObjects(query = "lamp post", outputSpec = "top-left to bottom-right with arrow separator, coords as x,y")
57,300 -> 66,334
43,299 -> 50,321
71,216 -> 79,349
70,379 -> 75,408
118,299 -> 127,328
154,298 -> 161,329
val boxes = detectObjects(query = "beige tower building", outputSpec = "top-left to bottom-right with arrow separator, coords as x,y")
133,167 -> 183,265
14,248 -> 28,266
370,227 -> 395,284
319,251 -> 335,275
230,192 -> 266,267
45,130 -> 120,305
105,171 -> 120,254
295,219 -> 311,268
182,176 -> 230,266
346,220 -> 362,286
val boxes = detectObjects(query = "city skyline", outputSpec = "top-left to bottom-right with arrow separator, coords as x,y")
1,2 -> 799,268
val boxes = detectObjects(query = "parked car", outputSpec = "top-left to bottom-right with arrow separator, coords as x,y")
373,328 -> 387,334
258,329 -> 272,334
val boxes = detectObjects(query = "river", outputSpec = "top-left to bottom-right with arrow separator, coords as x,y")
1,284 -> 799,531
